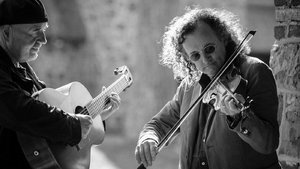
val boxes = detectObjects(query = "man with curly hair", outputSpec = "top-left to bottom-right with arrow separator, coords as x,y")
135,7 -> 281,169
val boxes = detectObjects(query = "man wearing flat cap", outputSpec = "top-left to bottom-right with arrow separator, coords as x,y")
0,0 -> 120,168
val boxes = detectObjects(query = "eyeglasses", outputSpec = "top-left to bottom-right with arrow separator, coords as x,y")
189,44 -> 216,62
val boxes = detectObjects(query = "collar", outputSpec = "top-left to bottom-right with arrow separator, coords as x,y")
0,46 -> 16,69
198,73 -> 211,89
0,46 -> 31,80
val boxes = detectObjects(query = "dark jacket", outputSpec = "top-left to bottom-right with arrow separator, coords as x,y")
0,47 -> 81,169
139,56 -> 282,169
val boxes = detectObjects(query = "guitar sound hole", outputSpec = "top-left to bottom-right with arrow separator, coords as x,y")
104,98 -> 110,105
75,106 -> 89,115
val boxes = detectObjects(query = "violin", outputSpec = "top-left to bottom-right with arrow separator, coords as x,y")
137,31 -> 256,169
202,66 -> 251,112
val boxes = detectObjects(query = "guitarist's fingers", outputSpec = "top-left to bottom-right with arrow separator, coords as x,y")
85,116 -> 93,136
110,93 -> 121,108
86,115 -> 93,124
83,115 -> 93,129
104,93 -> 120,110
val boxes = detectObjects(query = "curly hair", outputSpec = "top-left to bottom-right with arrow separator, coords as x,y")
159,7 -> 251,82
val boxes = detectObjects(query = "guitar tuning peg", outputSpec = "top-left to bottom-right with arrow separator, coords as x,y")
114,66 -> 126,75
114,68 -> 119,75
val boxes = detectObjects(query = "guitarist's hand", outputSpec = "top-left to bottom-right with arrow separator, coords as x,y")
101,86 -> 121,120
75,114 -> 93,140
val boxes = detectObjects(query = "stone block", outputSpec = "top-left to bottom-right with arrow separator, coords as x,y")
278,93 -> 284,125
275,25 -> 287,40
271,43 -> 300,91
278,92 -> 300,163
288,25 -> 300,38
279,160 -> 300,169
285,93 -> 300,123
291,0 -> 300,6
276,9 -> 300,22
274,0 -> 287,6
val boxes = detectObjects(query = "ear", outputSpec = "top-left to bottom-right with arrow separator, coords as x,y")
1,25 -> 11,42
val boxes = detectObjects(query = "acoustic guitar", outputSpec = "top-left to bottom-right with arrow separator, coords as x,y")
17,66 -> 133,169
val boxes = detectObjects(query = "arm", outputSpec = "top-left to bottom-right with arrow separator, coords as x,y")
135,79 -> 186,167
230,61 -> 279,154
0,69 -> 81,146
138,80 -> 186,144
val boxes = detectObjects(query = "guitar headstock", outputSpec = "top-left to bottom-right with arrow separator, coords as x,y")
114,65 -> 133,91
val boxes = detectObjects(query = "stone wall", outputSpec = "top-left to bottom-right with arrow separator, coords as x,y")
271,0 -> 300,168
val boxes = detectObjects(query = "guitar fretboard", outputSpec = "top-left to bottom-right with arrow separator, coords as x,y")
84,75 -> 128,118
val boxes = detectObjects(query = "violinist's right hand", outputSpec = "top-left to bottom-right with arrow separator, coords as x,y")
135,139 -> 158,167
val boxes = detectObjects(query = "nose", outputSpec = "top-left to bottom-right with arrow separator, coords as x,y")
201,52 -> 210,65
37,31 -> 47,45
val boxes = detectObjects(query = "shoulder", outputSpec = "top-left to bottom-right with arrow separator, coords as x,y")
0,62 -> 12,80
241,56 -> 268,68
179,76 -> 197,92
240,56 -> 273,77
239,56 -> 277,94
0,52 -> 14,80
21,62 -> 46,88
170,77 -> 194,100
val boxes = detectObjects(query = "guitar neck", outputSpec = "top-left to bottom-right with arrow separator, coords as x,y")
85,75 -> 128,118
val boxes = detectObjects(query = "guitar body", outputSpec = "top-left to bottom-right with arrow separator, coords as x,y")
19,82 -> 105,169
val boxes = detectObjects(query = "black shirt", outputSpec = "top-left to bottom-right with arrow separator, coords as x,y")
0,47 -> 81,169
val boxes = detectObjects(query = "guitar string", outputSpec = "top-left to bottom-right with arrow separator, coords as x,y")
79,90 -> 119,117
86,80 -> 124,117
87,78 -> 127,117
92,76 -> 125,103
78,78 -> 127,117
79,79 -> 125,116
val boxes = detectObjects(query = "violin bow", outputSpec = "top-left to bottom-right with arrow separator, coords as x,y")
137,30 -> 256,169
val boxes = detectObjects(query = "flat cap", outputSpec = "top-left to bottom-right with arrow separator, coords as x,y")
0,0 -> 48,26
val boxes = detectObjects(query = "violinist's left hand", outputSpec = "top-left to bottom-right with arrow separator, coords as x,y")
100,86 -> 121,120
220,93 -> 245,116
